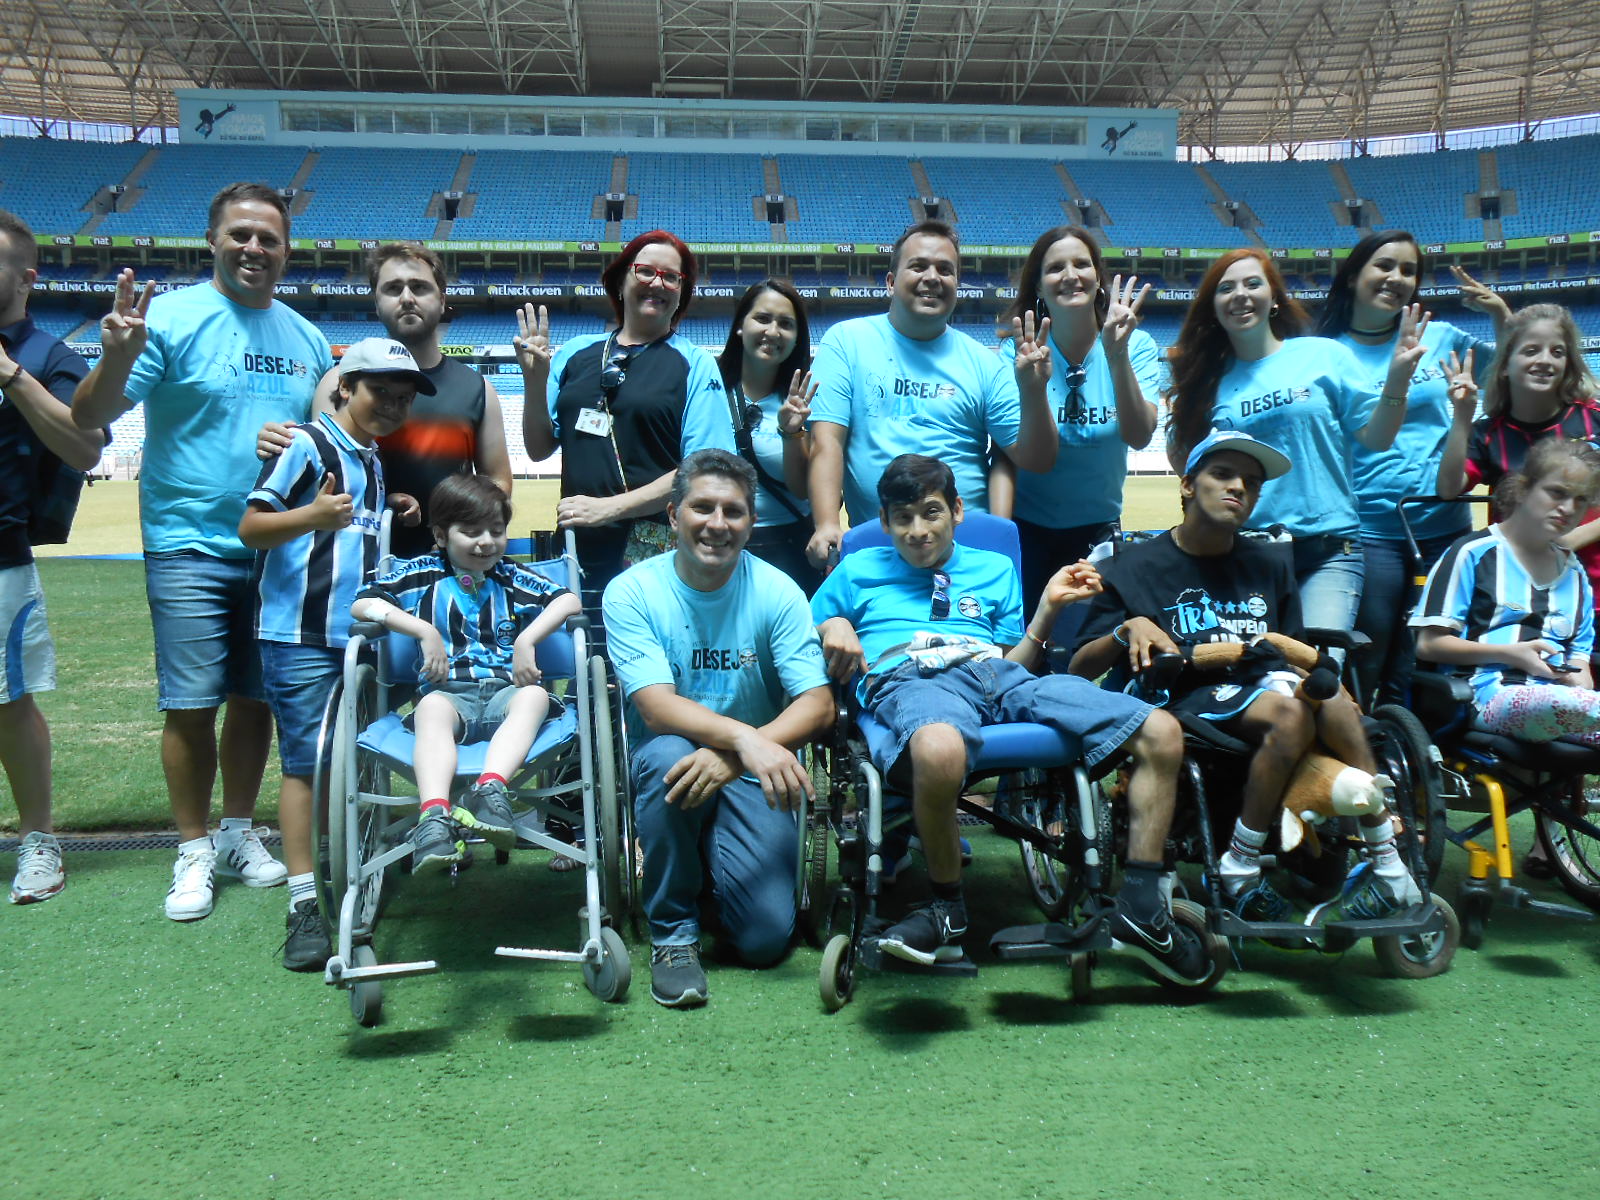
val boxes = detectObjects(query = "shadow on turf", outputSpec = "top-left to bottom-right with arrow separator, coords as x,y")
343,1027 -> 453,1058
508,1011 -> 610,1042
860,997 -> 974,1042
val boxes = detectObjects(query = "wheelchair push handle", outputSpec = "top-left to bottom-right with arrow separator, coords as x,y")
1397,493 -> 1488,580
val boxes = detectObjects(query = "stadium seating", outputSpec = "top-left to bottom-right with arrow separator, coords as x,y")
1066,160 -> 1249,248
918,157 -> 1072,244
0,136 -> 148,234
452,150 -> 611,241
1207,160 -> 1360,248
1495,135 -> 1600,239
778,154 -> 920,243
97,145 -> 307,236
622,153 -> 767,243
1341,149 -> 1484,243
294,148 -> 460,240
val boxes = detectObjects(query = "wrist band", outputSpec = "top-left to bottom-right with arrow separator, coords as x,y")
1025,628 -> 1049,651
0,365 -> 20,390
1112,624 -> 1130,647
1380,391 -> 1406,407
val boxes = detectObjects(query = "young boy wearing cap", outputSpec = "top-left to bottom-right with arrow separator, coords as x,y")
1070,429 -> 1424,926
239,337 -> 431,970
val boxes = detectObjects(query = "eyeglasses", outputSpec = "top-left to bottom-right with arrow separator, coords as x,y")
1058,364 -> 1088,425
600,346 -> 635,392
629,263 -> 685,291
741,401 -> 763,431
930,569 -> 951,621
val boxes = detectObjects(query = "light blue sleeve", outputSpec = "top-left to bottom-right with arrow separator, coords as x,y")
766,578 -> 831,698
808,323 -> 855,429
601,569 -> 676,697
123,302 -> 172,407
246,429 -> 318,511
545,336 -> 584,440
982,348 -> 1023,449
995,561 -> 1025,648
1128,329 -> 1162,404
1323,338 -> 1377,438
809,558 -> 857,626
1574,571 -> 1594,661
679,343 -> 737,456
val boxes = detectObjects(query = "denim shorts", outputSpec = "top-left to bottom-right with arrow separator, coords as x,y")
259,641 -> 342,777
411,678 -> 561,744
868,657 -> 1154,779
144,550 -> 264,710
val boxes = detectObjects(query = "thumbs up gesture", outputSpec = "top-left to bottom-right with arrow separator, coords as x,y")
307,473 -> 354,530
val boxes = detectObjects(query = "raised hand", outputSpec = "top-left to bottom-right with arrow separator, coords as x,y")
514,303 -> 552,373
1450,265 -> 1512,325
779,369 -> 816,436
100,269 -> 154,363
1100,274 -> 1151,359
307,473 -> 355,530
1444,348 -> 1478,423
1011,309 -> 1053,390
1385,302 -> 1432,393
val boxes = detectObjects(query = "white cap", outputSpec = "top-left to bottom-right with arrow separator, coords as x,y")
336,338 -> 436,394
1183,429 -> 1291,480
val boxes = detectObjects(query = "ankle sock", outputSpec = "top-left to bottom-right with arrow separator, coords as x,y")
1219,820 -> 1268,892
1361,817 -> 1405,874
178,835 -> 212,858
1119,860 -> 1166,923
420,799 -> 450,816
930,878 -> 963,904
287,872 -> 316,911
476,772 -> 506,789
215,817 -> 252,847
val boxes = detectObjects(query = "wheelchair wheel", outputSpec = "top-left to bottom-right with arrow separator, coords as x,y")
1456,882 -> 1492,950
1155,899 -> 1229,992
582,926 -> 631,1003
590,656 -> 631,923
799,748 -> 836,947
1373,705 -> 1446,889
1536,779 -> 1600,912
1373,893 -> 1460,979
820,932 -> 855,1012
1068,952 -> 1093,1002
315,664 -> 391,941
348,943 -> 383,1027
1014,769 -> 1109,921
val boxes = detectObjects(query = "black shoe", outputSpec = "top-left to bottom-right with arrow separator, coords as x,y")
411,811 -> 465,873
876,898 -> 968,966
650,943 -> 708,1008
283,899 -> 331,972
455,780 -> 517,850
1109,900 -> 1208,984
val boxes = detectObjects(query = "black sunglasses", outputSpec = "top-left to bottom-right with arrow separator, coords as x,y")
930,569 -> 952,621
1059,364 -> 1088,425
601,346 -> 636,392
741,401 -> 763,430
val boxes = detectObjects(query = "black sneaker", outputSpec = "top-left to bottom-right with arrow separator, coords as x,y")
283,899 -> 331,972
411,811 -> 465,873
1108,900 -> 1208,984
876,898 -> 968,966
454,780 -> 517,850
650,943 -> 708,1008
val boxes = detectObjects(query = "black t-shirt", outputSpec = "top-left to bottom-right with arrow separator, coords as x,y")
0,317 -> 93,567
376,355 -> 487,557
1076,530 -> 1303,693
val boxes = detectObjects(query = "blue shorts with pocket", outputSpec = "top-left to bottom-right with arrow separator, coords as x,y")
145,550 -> 264,710
260,641 -> 342,777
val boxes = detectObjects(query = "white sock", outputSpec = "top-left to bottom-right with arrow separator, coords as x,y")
179,835 -> 213,858
1360,817 -> 1404,873
215,817 -> 252,847
287,872 -> 316,911
1220,820 -> 1269,893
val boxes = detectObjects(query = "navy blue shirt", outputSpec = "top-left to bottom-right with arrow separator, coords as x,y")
0,316 -> 94,567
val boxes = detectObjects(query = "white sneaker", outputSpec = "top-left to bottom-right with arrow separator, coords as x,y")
214,826 -> 288,888
165,846 -> 217,921
10,832 -> 66,904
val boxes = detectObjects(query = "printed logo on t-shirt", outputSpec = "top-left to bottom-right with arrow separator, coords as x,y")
496,619 -> 517,648
1238,386 -> 1311,419
957,595 -> 981,618
1164,587 -> 1270,641
865,372 -> 958,417
690,646 -> 761,671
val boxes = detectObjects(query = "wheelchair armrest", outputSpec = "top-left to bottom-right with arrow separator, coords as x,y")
1302,627 -> 1371,652
1410,669 -> 1474,732
564,612 -> 591,634
349,619 -> 386,641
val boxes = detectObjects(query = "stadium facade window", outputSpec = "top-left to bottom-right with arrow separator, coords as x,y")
316,107 -> 355,133
912,120 -> 946,142
620,114 -> 656,138
841,117 -> 874,142
948,120 -> 981,143
471,109 -> 506,135
507,110 -> 543,136
547,114 -> 582,136
396,109 -> 432,135
359,109 -> 393,134
435,109 -> 469,136
878,119 -> 912,141
981,122 -> 1012,144
805,118 -> 839,141
732,116 -> 768,138
585,113 -> 620,136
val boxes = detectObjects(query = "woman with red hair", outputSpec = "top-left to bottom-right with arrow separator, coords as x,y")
520,230 -> 735,604
1164,249 -> 1427,633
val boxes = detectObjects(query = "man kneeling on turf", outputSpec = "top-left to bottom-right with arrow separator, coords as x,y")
1069,430 -> 1423,925
810,453 -> 1204,981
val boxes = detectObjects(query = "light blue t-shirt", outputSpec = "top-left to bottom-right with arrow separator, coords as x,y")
1014,329 -> 1161,529
126,283 -> 332,558
810,541 -> 1024,698
1210,336 -> 1372,540
809,314 -> 1021,522
603,551 -> 830,746
743,388 -> 810,528
1344,319 -> 1494,541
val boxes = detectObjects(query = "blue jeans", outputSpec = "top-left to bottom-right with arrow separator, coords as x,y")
632,734 -> 798,965
1354,530 -> 1465,707
259,641 -> 341,777
144,550 -> 264,709
1292,535 -> 1365,637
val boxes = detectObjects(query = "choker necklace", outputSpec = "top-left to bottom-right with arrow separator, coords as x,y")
1348,322 -> 1399,337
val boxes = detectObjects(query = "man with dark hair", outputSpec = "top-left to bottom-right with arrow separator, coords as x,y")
73,182 -> 333,922
805,219 -> 1058,568
0,208 -> 106,904
260,241 -> 514,556
811,453 -> 1204,981
603,448 -> 832,1007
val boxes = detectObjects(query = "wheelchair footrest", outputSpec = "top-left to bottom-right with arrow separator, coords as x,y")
325,957 -> 438,986
1216,901 -> 1450,947
856,937 -> 978,977
494,946 -> 589,963
990,921 -> 1111,960
1497,887 -> 1596,922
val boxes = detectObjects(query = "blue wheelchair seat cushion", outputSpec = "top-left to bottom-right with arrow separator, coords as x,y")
859,711 -> 1078,773
357,705 -> 579,777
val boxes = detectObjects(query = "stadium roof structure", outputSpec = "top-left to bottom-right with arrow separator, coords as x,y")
4,0 -> 1599,151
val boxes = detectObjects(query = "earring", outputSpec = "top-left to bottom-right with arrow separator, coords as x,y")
1270,304 -> 1279,317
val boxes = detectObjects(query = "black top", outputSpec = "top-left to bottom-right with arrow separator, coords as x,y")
376,355 -> 487,557
0,317 -> 93,567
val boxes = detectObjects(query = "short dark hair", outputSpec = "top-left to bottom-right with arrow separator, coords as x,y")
717,279 -> 812,396
429,473 -> 512,532
1493,437 -> 1600,520
207,181 -> 291,240
0,208 -> 38,272
889,220 -> 959,273
671,448 -> 756,511
366,241 -> 447,293
601,229 -> 697,329
878,454 -> 958,511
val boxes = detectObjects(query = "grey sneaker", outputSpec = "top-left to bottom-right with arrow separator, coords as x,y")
877,897 -> 969,966
10,832 -> 65,904
650,943 -> 708,1008
283,899 -> 331,972
454,780 -> 516,850
411,811 -> 465,874
215,825 -> 288,888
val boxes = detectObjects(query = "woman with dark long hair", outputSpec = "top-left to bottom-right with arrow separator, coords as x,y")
994,225 -> 1160,610
519,230 -> 735,603
1316,230 -> 1506,704
715,279 -> 820,591
1165,248 -> 1427,634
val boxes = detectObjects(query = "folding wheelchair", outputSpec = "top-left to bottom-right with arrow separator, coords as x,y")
312,526 -> 632,1025
803,513 -> 1230,1012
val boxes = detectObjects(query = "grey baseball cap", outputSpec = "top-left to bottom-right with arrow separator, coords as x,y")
336,338 -> 437,394
1183,429 -> 1291,480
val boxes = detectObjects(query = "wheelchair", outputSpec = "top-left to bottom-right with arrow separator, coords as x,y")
312,526 -> 633,1026
803,513 -> 1230,1012
1399,496 -> 1600,949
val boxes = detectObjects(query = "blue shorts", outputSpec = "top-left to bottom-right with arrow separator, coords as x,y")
144,550 -> 264,710
260,641 -> 341,777
411,679 -> 562,744
868,657 -> 1154,779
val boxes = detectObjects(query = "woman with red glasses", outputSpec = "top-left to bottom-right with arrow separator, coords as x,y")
520,230 -> 736,607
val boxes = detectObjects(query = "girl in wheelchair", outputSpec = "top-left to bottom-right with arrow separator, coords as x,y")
1414,438 -> 1600,746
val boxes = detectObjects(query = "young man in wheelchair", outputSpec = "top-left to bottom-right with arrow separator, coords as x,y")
811,453 -> 1206,983
1069,430 -> 1424,925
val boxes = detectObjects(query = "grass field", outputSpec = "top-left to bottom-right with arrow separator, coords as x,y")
8,476 -> 1595,1200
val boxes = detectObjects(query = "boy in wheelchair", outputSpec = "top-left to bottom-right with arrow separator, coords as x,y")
1069,430 -> 1423,925
353,473 -> 581,872
812,454 -> 1208,983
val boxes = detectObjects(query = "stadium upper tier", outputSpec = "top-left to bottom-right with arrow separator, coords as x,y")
4,135 -> 1598,252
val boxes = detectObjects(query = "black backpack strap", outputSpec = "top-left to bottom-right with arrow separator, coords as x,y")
724,383 -> 807,524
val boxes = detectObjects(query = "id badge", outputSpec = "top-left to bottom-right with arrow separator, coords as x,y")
575,407 -> 613,437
